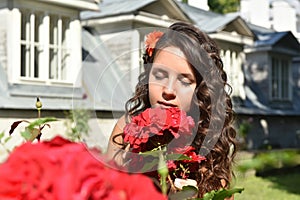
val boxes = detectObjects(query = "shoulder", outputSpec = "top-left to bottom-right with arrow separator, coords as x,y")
106,115 -> 127,160
109,115 -> 127,144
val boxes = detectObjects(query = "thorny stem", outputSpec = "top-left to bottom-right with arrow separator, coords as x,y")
158,152 -> 168,195
168,174 -> 177,192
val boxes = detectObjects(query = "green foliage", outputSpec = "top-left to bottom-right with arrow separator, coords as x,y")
237,149 -> 300,174
208,0 -> 240,14
169,186 -> 198,200
10,117 -> 57,142
0,131 -> 12,153
169,187 -> 244,200
65,108 -> 91,141
200,188 -> 244,200
238,118 -> 252,138
141,147 -> 244,199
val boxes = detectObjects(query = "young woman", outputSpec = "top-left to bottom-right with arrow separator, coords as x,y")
106,22 -> 237,198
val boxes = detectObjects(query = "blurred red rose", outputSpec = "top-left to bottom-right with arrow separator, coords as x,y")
0,136 -> 166,200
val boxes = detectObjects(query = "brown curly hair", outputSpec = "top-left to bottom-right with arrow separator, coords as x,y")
122,22 -> 237,197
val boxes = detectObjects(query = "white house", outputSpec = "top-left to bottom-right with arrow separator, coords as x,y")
0,0 -> 102,154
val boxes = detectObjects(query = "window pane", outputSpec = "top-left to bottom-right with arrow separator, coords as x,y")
271,57 -> 290,100
49,15 -> 70,80
49,48 -> 58,79
271,58 -> 279,98
34,46 -> 39,78
20,45 -> 26,76
281,60 -> 289,99
21,11 -> 29,41
61,48 -> 69,80
34,13 -> 40,43
61,17 -> 70,80
61,17 -> 69,46
49,15 -> 57,45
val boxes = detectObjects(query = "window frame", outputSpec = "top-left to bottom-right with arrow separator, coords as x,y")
269,54 -> 292,101
6,2 -> 81,88
19,9 -> 72,84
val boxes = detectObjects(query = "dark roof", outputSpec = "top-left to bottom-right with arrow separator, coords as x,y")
175,2 -> 254,36
247,23 -> 275,34
255,31 -> 289,46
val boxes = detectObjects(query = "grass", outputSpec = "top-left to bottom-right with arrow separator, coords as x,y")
233,171 -> 300,200
233,151 -> 300,200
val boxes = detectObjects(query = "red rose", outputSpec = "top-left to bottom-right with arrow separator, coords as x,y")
0,136 -> 166,200
123,107 -> 195,151
173,146 -> 206,163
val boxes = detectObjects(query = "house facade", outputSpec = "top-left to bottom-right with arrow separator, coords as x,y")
0,0 -> 102,152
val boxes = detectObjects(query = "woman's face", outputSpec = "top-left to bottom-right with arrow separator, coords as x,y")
148,46 -> 196,112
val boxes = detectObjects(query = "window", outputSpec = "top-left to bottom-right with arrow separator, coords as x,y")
20,10 -> 71,82
20,11 -> 42,78
49,15 -> 70,80
270,57 -> 291,100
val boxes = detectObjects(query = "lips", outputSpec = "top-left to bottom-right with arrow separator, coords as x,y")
157,101 -> 177,108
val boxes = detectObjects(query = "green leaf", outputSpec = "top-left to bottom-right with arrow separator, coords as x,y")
169,186 -> 198,200
0,132 -> 4,140
166,153 -> 191,161
21,129 -> 32,141
27,117 -> 57,130
201,188 -> 244,200
139,157 -> 159,172
21,127 -> 40,142
139,149 -> 164,157
4,136 -> 11,143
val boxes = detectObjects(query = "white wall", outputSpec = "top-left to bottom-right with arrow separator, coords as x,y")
272,1 -> 297,33
188,0 -> 209,11
240,0 -> 300,41
240,0 -> 270,28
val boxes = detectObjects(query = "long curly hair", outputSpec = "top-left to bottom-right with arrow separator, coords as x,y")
122,22 -> 237,197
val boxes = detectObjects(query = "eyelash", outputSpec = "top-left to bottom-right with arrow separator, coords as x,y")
152,71 -> 194,87
153,72 -> 166,80
180,79 -> 192,86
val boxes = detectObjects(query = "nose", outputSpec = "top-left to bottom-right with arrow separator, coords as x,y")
162,79 -> 176,100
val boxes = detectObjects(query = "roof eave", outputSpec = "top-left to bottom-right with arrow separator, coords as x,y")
38,0 -> 100,11
209,31 -> 254,46
82,12 -> 176,28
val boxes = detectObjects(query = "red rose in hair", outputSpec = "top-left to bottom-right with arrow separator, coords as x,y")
145,31 -> 164,57
0,136 -> 166,200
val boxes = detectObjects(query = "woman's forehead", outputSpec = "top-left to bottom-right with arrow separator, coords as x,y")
155,46 -> 186,59
152,46 -> 195,77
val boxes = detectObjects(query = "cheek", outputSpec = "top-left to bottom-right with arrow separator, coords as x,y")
148,83 -> 160,103
178,87 -> 196,111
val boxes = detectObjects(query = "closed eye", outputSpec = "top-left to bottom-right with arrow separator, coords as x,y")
178,75 -> 195,86
152,68 -> 168,80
